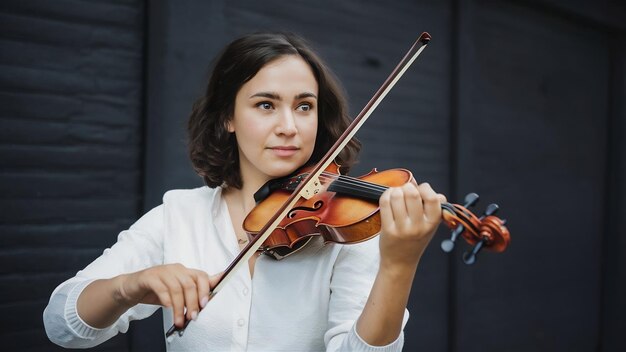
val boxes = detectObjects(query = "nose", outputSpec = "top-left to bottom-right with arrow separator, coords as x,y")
275,108 -> 297,137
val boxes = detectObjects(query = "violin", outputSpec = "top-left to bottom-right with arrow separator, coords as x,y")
245,162 -> 510,264
166,32 -> 511,340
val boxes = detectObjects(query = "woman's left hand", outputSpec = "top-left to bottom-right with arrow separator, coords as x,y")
356,180 -> 446,345
378,179 -> 446,270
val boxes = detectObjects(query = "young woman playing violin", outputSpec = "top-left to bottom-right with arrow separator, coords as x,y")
44,32 -> 446,351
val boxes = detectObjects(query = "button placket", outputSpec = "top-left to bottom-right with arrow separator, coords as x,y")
231,275 -> 253,350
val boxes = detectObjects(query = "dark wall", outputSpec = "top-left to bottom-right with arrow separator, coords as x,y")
603,27 -> 626,352
0,1 -> 144,351
0,1 -> 624,351
456,1 -> 609,350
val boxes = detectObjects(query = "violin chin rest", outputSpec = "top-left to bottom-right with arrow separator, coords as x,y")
261,236 -> 315,260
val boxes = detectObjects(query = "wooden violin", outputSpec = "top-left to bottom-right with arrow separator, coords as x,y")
245,162 -> 510,264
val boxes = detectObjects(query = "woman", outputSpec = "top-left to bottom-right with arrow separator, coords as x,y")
44,32 -> 445,351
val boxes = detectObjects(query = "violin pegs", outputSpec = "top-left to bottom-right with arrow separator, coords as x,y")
482,203 -> 499,217
463,193 -> 480,208
441,224 -> 464,253
462,237 -> 486,265
440,239 -> 455,253
501,218 -> 507,225
462,251 -> 476,265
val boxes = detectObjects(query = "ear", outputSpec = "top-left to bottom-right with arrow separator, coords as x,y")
226,119 -> 235,133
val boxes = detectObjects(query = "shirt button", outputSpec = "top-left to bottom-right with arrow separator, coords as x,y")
237,318 -> 245,327
242,287 -> 249,296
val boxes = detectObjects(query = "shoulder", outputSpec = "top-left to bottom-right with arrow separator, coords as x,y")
162,186 -> 222,213
163,186 -> 217,204
163,186 -> 215,201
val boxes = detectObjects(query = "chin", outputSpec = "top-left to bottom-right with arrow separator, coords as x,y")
266,168 -> 297,179
265,163 -> 303,178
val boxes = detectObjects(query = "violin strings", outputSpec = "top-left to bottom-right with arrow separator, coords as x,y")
287,172 -> 456,209
318,172 -> 388,192
284,171 -> 390,197
327,179 -> 386,199
282,172 -> 478,232
316,172 -> 388,198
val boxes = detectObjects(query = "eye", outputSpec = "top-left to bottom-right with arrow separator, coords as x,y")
256,101 -> 274,110
297,103 -> 313,112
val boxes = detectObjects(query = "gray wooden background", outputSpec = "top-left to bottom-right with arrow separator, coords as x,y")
1,0 -> 624,351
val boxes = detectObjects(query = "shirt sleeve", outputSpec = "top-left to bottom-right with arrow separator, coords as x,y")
43,204 -> 165,348
324,237 -> 409,352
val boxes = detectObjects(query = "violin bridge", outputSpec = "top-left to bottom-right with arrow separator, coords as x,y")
299,177 -> 322,200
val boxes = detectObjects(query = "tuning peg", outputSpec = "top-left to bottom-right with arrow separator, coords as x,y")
463,193 -> 479,208
462,237 -> 486,265
441,224 -> 463,252
481,203 -> 499,218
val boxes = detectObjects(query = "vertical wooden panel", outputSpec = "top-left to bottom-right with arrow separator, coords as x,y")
601,34 -> 626,352
455,1 -> 608,350
0,0 -> 144,351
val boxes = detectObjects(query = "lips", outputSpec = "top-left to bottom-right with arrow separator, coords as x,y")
270,146 -> 298,150
269,146 -> 299,157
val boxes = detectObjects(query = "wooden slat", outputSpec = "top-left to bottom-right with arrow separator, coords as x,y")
0,171 -> 141,198
455,1 -> 608,351
0,222 -> 133,248
0,1 -> 143,351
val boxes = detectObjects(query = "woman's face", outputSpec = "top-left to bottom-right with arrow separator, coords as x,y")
228,55 -> 319,187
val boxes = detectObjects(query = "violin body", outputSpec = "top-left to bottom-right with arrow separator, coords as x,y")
244,163 -> 413,256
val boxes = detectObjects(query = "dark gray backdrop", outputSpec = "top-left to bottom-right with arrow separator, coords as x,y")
1,0 -> 624,351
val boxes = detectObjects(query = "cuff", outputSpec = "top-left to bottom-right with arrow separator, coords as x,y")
347,323 -> 404,352
64,279 -> 109,339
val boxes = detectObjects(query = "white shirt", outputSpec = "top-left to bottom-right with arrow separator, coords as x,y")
43,186 -> 407,351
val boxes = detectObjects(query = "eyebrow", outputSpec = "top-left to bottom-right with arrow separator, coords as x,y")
249,91 -> 318,100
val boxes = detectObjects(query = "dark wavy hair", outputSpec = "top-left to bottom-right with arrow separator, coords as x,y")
188,32 -> 361,189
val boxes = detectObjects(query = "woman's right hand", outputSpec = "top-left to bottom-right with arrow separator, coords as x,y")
116,264 -> 221,328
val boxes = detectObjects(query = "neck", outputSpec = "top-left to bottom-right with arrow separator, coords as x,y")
224,176 -> 269,215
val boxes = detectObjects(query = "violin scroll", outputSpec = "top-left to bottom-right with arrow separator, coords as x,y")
440,193 -> 511,264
